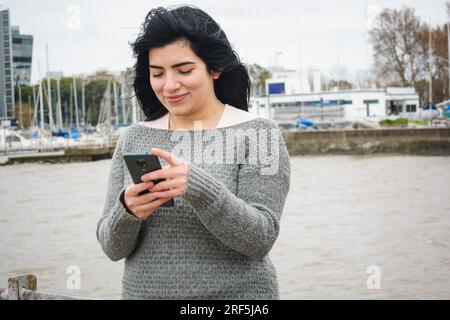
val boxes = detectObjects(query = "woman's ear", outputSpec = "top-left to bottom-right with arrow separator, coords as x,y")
211,70 -> 222,80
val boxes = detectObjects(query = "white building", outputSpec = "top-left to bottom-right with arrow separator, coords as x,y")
266,68 -> 323,94
249,87 -> 420,127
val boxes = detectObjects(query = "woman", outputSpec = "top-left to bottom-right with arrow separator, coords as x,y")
97,5 -> 291,300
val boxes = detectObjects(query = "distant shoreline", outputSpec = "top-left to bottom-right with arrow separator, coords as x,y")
1,127 -> 449,165
283,127 -> 450,156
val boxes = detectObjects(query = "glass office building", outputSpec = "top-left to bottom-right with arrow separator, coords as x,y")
0,9 -> 14,119
11,26 -> 33,86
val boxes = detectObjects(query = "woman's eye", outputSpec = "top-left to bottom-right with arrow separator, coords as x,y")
179,69 -> 193,74
152,73 -> 163,78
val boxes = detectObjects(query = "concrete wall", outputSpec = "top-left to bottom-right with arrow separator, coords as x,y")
282,128 -> 450,155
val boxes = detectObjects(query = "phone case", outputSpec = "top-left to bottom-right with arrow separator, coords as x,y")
123,152 -> 175,207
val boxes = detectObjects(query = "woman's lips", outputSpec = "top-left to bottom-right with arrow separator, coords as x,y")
165,93 -> 188,103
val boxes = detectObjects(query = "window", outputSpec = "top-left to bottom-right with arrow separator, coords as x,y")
13,56 -> 32,63
12,37 -> 32,45
363,99 -> 379,104
406,105 -> 416,112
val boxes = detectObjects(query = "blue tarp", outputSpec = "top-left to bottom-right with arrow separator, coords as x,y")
443,104 -> 450,118
295,118 -> 315,127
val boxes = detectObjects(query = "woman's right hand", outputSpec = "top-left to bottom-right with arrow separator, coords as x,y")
123,180 -> 173,220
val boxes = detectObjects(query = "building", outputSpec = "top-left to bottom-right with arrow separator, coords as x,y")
265,67 -> 323,95
0,9 -> 14,119
11,26 -> 33,85
249,87 -> 420,128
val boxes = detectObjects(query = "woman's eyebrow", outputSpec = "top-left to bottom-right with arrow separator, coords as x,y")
149,61 -> 195,69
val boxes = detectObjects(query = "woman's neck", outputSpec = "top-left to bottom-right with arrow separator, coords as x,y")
169,100 -> 225,130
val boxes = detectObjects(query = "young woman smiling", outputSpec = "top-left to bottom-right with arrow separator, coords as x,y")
97,5 -> 291,300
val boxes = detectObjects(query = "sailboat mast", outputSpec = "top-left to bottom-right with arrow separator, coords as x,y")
46,44 -> 54,132
69,84 -> 73,128
18,84 -> 23,129
120,80 -> 126,125
39,80 -> 44,131
81,80 -> 86,130
113,81 -> 119,127
73,78 -> 80,132
32,84 -> 37,128
56,77 -> 63,130
106,80 -> 112,134
427,23 -> 433,106
28,95 -> 32,128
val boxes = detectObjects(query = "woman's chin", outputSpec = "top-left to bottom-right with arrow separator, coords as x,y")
166,104 -> 191,116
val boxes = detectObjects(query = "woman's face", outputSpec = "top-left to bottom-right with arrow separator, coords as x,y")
148,40 -> 220,117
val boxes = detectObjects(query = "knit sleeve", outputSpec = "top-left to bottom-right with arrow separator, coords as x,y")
181,125 -> 291,259
96,132 -> 143,261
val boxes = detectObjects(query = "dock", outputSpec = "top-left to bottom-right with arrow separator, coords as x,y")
0,136 -> 118,165
0,275 -> 89,300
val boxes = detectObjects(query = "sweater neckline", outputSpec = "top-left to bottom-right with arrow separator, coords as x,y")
134,116 -> 266,133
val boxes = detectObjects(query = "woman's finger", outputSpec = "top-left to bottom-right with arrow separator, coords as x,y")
132,189 -> 160,205
151,176 -> 186,192
151,147 -> 179,166
136,197 -> 174,219
127,181 -> 154,197
141,165 -> 185,182
148,187 -> 185,199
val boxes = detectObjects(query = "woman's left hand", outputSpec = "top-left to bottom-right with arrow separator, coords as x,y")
141,148 -> 189,200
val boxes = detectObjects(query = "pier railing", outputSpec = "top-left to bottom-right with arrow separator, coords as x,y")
0,275 -> 90,300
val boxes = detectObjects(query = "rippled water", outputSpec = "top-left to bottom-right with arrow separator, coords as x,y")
0,155 -> 449,299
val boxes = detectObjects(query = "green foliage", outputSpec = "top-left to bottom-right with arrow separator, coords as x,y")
408,119 -> 428,126
379,118 -> 409,126
248,64 -> 271,96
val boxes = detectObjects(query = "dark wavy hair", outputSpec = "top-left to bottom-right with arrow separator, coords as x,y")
130,5 -> 251,120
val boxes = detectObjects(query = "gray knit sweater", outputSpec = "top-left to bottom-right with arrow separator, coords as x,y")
96,117 -> 291,300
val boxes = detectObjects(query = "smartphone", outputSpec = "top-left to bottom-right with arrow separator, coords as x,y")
123,152 -> 175,207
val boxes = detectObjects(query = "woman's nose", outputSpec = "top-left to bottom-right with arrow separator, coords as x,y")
163,74 -> 181,92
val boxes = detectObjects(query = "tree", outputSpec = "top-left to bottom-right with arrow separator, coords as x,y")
355,69 -> 379,89
369,4 -> 449,105
415,24 -> 450,104
248,64 -> 271,96
328,79 -> 355,90
370,6 -> 428,88
327,66 -> 355,90
84,80 -> 108,126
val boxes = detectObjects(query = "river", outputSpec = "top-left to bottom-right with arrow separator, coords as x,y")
0,155 -> 449,299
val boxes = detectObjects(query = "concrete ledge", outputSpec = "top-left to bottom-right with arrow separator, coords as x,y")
282,128 -> 450,155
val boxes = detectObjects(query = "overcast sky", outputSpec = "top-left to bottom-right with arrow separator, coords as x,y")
1,0 -> 448,83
